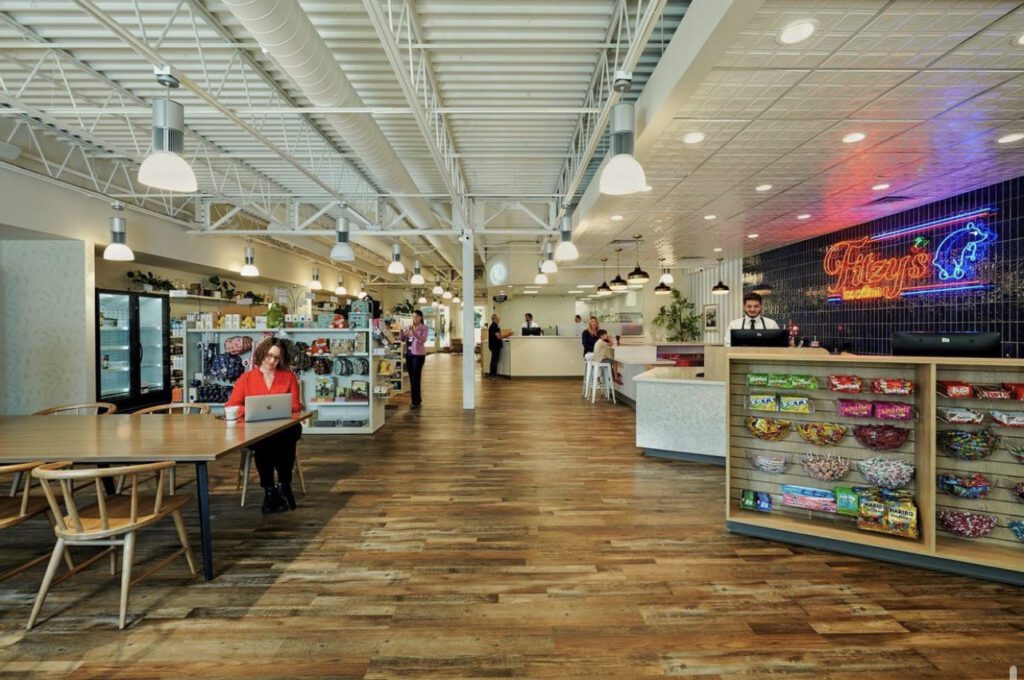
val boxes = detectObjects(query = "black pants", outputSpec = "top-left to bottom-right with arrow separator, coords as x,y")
489,345 -> 501,377
252,423 -> 301,488
407,353 -> 425,406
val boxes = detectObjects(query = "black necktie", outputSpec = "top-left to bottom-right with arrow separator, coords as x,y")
749,318 -> 756,330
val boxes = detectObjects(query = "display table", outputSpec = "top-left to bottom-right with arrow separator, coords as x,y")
726,351 -> 1024,586
634,367 -> 727,463
495,336 -> 584,378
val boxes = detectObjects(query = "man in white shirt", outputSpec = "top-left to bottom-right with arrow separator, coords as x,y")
725,292 -> 779,346
521,313 -> 541,335
572,314 -> 585,337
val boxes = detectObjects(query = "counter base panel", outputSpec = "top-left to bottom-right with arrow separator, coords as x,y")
644,448 -> 725,466
727,520 -> 1024,588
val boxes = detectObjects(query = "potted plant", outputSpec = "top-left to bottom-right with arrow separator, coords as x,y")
208,275 -> 237,300
125,270 -> 174,292
652,289 -> 702,342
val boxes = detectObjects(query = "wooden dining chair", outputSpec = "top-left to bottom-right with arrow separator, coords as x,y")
33,402 -> 118,416
0,463 -> 75,581
129,404 -> 211,494
27,461 -> 197,630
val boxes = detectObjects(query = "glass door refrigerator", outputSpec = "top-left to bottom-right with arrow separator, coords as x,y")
96,289 -> 171,410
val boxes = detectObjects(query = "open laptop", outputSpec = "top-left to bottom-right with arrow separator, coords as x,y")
244,394 -> 292,422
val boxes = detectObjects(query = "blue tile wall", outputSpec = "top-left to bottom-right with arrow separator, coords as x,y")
744,176 -> 1024,357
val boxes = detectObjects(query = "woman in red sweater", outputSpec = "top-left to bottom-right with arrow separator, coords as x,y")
225,337 -> 303,514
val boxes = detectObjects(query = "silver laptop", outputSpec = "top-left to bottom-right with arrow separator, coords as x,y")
244,394 -> 292,422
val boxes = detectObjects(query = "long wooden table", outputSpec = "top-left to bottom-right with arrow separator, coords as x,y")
0,413 -> 311,580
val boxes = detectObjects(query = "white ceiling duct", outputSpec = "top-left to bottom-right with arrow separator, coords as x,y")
221,0 -> 461,270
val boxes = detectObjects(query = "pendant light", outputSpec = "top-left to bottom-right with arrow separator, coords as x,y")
598,103 -> 646,196
452,295 -> 461,304
432,274 -> 443,296
657,257 -> 674,285
443,287 -> 453,300
410,260 -> 425,285
609,248 -> 628,291
330,216 -> 355,261
239,240 -> 259,277
752,281 -> 774,296
627,235 -> 650,284
555,214 -> 579,261
541,241 -> 558,274
654,280 -> 671,295
711,257 -> 729,295
334,274 -> 347,296
387,242 -> 405,275
597,257 -> 613,296
310,265 -> 322,290
138,67 -> 197,193
102,202 -> 134,261
417,291 -> 427,305
533,259 -> 548,285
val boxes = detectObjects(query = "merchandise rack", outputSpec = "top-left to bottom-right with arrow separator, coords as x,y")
183,327 -> 387,434
726,351 -> 1024,586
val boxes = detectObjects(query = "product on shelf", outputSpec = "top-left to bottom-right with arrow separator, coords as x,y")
795,422 -> 846,446
1014,482 -> 1024,503
800,452 -> 851,481
852,424 -> 910,451
208,353 -> 244,381
936,509 -> 997,538
1002,382 -> 1024,400
767,374 -> 792,389
834,486 -> 866,516
309,338 -> 330,355
740,489 -> 773,512
223,335 -> 252,355
858,457 -> 915,490
837,399 -> 873,418
750,453 -> 789,474
937,428 -> 999,461
873,401 -> 914,421
782,484 -> 837,513
975,384 -> 1011,399
746,373 -> 769,387
745,417 -> 791,441
748,394 -> 778,411
870,378 -> 914,395
779,395 -> 813,414
1009,520 -> 1024,543
314,376 -> 337,402
991,410 -> 1024,428
827,375 -> 862,393
937,406 -> 984,424
857,488 -> 919,539
312,357 -> 333,375
1008,445 -> 1024,464
937,380 -> 973,398
790,375 -> 819,390
937,473 -> 992,499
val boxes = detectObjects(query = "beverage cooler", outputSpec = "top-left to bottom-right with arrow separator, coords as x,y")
95,289 -> 171,411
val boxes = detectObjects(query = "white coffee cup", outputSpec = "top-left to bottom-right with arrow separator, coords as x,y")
224,405 -> 240,421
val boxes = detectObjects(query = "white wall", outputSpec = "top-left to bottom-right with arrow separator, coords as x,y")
1,239 -> 94,414
686,257 -> 743,345
488,294 -> 577,336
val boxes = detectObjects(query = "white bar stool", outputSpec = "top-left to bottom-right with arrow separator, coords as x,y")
582,352 -> 595,397
585,361 -> 617,404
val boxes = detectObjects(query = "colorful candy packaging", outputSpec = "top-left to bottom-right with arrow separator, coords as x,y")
834,486 -> 866,516
853,424 -> 909,451
740,489 -> 772,512
937,473 -> 992,499
858,457 -> 915,490
936,510 -> 996,538
936,407 -> 984,424
796,422 -> 846,446
873,401 -> 914,421
779,395 -> 812,414
937,429 -> 998,460
800,452 -> 851,481
789,375 -> 818,390
782,485 -> 836,513
871,378 -> 914,395
837,399 -> 873,417
827,375 -> 862,393
748,394 -> 778,411
1002,382 -> 1024,400
746,373 -> 770,387
975,384 -> 1011,399
937,380 -> 973,398
745,417 -> 791,441
857,488 -> 919,539
991,410 -> 1024,428
767,374 -> 792,389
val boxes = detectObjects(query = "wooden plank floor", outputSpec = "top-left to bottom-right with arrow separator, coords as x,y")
1,354 -> 1022,678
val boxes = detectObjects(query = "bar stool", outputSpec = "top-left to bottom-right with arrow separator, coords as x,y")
585,361 -> 617,404
581,352 -> 594,397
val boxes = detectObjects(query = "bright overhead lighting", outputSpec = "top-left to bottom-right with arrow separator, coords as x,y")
610,214 -> 623,221
1013,33 -> 1024,46
842,132 -> 866,144
330,216 -> 355,261
600,154 -> 647,195
102,203 -> 134,262
387,242 -> 405,275
641,184 -> 653,192
524,290 -> 539,294
626,235 -> 650,284
778,19 -> 817,45
443,289 -> 453,300
654,281 -> 671,295
568,290 -> 584,294
797,213 -> 811,220
240,244 -> 259,277
748,233 -> 759,239
555,215 -> 578,262
704,214 -> 717,221
418,295 -> 427,305
138,69 -> 197,193
713,247 -> 723,253
410,260 -> 425,285
139,151 -> 197,193
872,183 -> 890,191
711,280 -> 730,295
452,296 -> 461,304
309,265 -> 322,291
335,281 -> 347,296
534,263 -> 548,285
577,284 -> 595,289
432,278 -> 443,295
997,132 -> 1024,144
755,184 -> 772,192
682,132 -> 705,144
541,242 -> 558,273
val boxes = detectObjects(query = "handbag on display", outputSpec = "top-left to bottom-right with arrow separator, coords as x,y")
208,353 -> 244,382
224,335 -> 252,356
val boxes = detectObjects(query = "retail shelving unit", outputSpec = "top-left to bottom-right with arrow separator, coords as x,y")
183,327 -> 387,434
726,351 -> 1024,586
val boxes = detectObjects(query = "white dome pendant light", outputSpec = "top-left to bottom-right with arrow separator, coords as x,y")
387,242 -> 405,275
599,103 -> 646,196
138,67 -> 197,193
554,214 -> 579,261
330,216 -> 355,261
334,273 -> 347,296
310,265 -> 322,290
541,241 -> 558,274
410,260 -> 425,285
240,241 -> 259,277
102,202 -> 134,261
432,274 -> 444,296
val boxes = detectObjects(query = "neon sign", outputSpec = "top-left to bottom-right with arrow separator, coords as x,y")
825,209 -> 996,303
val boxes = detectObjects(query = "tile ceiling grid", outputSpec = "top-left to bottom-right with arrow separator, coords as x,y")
579,0 -> 1024,270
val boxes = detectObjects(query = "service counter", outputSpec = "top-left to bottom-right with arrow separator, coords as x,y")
495,336 -> 585,378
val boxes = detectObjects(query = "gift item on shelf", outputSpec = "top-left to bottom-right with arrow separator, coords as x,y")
1009,521 -> 1024,543
781,485 -> 837,513
208,353 -> 244,382
779,395 -> 813,414
314,375 -> 337,402
1002,382 -> 1024,400
312,357 -> 333,375
858,457 -> 915,490
937,406 -> 984,424
748,394 -> 778,411
223,335 -> 252,355
750,453 -> 789,474
857,489 -> 919,539
1008,446 -> 1024,464
936,509 -> 997,538
991,410 -> 1024,428
740,489 -> 773,512
873,401 -> 914,421
937,380 -> 973,398
937,429 -> 999,461
745,417 -> 791,441
1013,482 -> 1024,503
870,378 -> 914,395
975,384 -> 1012,399
837,399 -> 873,418
795,422 -> 846,446
827,375 -> 862,393
853,424 -> 909,451
309,338 -> 330,355
192,383 -> 232,404
800,452 -> 851,481
937,473 -> 992,499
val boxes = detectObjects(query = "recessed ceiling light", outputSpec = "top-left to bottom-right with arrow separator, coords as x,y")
755,184 -> 772,192
778,19 -> 817,45
610,214 -> 623,221
704,214 -> 717,221
713,247 -> 723,252
872,183 -> 890,191
997,132 -> 1024,144
683,132 -> 705,144
842,132 -> 866,144
577,284 -> 595,289
748,233 -> 759,239
797,213 -> 811,220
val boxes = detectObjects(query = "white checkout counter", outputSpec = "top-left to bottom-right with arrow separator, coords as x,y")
634,366 -> 727,465
611,343 -> 705,404
495,336 -> 585,378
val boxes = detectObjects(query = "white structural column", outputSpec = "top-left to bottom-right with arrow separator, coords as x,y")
461,226 -> 476,410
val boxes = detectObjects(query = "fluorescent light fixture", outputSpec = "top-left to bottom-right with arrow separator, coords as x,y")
704,214 -> 717,221
755,184 -> 772,192
330,216 -> 355,261
842,132 -> 866,144
541,242 -> 558,273
387,242 -> 405,275
577,284 -> 595,289
872,183 -> 890,191
748,233 -> 759,239
310,266 -> 322,290
410,260 -> 425,285
568,290 -> 584,294
997,132 -> 1024,144
797,213 -> 811,220
555,214 -> 578,261
102,203 -> 134,261
240,244 -> 259,277
778,19 -> 817,45
713,247 -> 723,253
682,132 -> 705,144
138,71 -> 197,193
523,290 -> 539,294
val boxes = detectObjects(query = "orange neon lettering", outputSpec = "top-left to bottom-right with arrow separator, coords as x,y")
824,238 -> 932,299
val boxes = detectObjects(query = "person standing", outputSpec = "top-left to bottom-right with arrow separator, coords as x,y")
224,338 -> 302,514
521,313 -> 541,334
488,313 -> 512,378
572,314 -> 585,337
726,292 -> 779,345
400,309 -> 429,409
581,316 -> 600,356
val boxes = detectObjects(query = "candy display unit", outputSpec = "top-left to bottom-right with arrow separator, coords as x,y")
726,352 -> 1024,586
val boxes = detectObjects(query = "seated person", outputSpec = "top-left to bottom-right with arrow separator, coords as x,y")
592,329 -> 623,385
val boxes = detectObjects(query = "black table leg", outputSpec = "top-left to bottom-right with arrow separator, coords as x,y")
96,462 -> 116,496
194,462 -> 214,580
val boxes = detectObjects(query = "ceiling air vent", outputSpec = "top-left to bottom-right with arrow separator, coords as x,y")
865,195 -> 914,206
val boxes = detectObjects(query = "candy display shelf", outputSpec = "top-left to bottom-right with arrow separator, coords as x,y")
726,352 -> 1024,586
